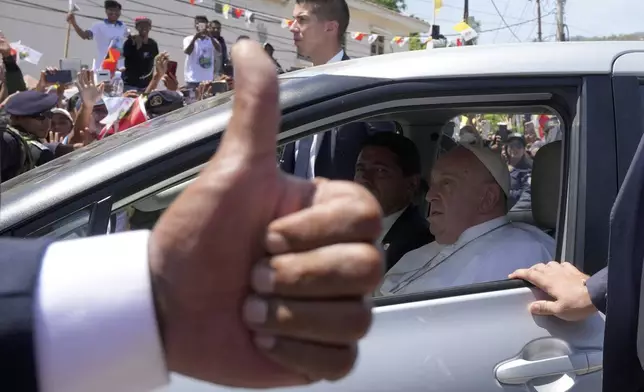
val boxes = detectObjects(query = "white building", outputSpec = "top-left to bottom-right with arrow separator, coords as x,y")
1,0 -> 430,82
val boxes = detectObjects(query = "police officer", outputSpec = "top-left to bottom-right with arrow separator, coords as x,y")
145,90 -> 184,118
1,90 -> 75,182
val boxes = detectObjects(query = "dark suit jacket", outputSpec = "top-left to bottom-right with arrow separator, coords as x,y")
279,52 -> 396,181
586,267 -> 607,314
382,205 -> 433,271
602,126 -> 644,391
0,238 -> 52,391
280,122 -> 377,181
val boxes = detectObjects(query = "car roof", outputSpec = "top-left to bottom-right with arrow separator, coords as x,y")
285,41 -> 644,80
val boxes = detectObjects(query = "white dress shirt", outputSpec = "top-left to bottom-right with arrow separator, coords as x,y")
294,50 -> 345,179
377,207 -> 406,245
377,216 -> 555,296
35,231 -> 169,392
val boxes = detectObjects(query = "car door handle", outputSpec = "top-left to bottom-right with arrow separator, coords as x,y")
495,350 -> 603,385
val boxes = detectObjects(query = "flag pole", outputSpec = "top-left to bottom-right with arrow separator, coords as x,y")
64,23 -> 71,58
65,1 -> 75,58
432,1 -> 437,28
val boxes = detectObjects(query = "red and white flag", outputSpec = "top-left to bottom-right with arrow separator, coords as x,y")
98,96 -> 149,140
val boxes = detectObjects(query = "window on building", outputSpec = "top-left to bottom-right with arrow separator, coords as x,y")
371,34 -> 385,56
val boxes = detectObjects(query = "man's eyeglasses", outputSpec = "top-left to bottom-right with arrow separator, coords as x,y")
28,111 -> 53,121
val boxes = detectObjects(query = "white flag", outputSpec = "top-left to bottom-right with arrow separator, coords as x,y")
245,11 -> 254,26
69,0 -> 80,12
100,97 -> 136,126
367,34 -> 379,44
10,43 -> 43,65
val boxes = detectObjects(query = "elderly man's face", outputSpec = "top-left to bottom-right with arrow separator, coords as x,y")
426,147 -> 500,244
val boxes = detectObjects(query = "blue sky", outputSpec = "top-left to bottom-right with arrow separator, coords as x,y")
405,0 -> 644,44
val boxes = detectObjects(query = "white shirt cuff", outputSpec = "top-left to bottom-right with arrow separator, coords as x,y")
34,230 -> 169,392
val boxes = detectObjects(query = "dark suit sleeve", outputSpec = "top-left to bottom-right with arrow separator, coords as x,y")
0,238 -> 53,391
586,266 -> 608,314
3,55 -> 27,95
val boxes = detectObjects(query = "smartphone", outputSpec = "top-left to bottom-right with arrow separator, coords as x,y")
167,61 -> 178,78
209,81 -> 228,95
59,58 -> 82,79
95,69 -> 112,85
45,70 -> 73,84
497,123 -> 509,142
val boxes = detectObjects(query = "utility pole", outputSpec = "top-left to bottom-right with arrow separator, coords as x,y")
463,0 -> 469,21
556,0 -> 566,41
536,0 -> 542,42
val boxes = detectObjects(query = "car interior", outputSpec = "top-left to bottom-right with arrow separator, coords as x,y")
34,104 -> 564,252
114,106 -> 563,238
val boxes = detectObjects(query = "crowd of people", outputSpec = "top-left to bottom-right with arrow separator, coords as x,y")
0,0 -> 287,183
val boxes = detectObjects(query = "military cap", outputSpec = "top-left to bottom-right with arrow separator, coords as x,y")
5,91 -> 59,117
145,90 -> 184,116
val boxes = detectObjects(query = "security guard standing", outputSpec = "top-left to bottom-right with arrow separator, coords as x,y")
1,90 -> 75,182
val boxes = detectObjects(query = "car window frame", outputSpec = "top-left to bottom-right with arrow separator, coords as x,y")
5,76 -> 615,309
106,81 -> 586,308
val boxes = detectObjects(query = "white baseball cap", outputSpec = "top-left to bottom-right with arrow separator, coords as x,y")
459,142 -> 510,198
51,108 -> 74,124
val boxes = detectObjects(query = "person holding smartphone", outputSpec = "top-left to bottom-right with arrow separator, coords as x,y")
183,16 -> 222,90
123,16 -> 159,91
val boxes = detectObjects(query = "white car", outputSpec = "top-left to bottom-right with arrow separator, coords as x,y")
5,41 -> 644,391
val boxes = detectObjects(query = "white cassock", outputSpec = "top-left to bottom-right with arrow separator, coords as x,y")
377,216 -> 555,296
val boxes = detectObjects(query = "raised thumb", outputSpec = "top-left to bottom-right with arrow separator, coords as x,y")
216,40 -> 279,162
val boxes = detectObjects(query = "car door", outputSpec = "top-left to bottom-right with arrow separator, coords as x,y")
155,78 -> 612,392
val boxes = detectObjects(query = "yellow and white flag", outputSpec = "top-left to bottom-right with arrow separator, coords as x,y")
454,21 -> 478,42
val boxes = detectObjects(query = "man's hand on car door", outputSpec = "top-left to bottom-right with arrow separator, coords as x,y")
509,261 -> 598,321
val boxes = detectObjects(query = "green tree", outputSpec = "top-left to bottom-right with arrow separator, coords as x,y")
408,32 -> 423,51
367,0 -> 407,12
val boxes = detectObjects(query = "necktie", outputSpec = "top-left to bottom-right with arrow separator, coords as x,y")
294,135 -> 313,178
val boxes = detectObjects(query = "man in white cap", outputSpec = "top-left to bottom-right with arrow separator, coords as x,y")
377,142 -> 555,296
